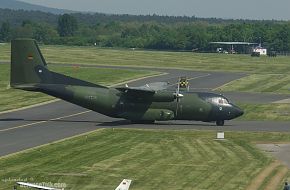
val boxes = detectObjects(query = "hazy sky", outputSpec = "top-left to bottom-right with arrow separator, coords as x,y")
20,0 -> 290,20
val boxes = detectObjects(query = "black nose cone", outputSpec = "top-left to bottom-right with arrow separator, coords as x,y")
229,105 -> 244,119
236,108 -> 244,117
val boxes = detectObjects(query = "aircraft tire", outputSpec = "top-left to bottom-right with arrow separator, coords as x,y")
216,120 -> 225,126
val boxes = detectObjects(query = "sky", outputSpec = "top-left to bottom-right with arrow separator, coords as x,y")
20,0 -> 290,20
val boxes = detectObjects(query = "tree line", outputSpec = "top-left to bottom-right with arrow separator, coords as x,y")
1,9 -> 290,52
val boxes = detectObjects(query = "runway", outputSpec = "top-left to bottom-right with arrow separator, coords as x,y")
1,66 -> 290,157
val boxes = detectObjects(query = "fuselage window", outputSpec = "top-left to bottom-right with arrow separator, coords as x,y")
206,97 -> 229,106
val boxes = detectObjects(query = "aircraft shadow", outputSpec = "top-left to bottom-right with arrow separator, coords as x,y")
0,118 -> 233,128
13,119 -> 100,124
0,118 -> 24,122
97,120 -> 133,127
97,120 -> 232,127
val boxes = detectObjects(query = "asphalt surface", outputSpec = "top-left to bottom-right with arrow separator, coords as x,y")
1,66 -> 290,157
257,144 -> 290,168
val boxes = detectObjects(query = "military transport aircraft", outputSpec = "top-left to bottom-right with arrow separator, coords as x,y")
10,39 -> 243,126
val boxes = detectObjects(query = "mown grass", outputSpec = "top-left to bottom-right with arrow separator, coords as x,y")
280,171 -> 290,190
257,165 -> 286,190
237,103 -> 290,121
2,128 -> 289,190
220,74 -> 290,94
0,43 -> 10,61
1,44 -> 290,74
0,64 -> 157,112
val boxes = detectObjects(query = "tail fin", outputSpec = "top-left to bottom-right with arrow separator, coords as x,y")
11,39 -> 106,90
10,39 -> 52,88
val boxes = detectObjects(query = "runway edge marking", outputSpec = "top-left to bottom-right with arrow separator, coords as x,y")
0,128 -> 107,160
0,110 -> 91,133
0,99 -> 60,115
212,74 -> 249,92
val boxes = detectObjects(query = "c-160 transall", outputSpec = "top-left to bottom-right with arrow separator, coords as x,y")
10,39 -> 244,126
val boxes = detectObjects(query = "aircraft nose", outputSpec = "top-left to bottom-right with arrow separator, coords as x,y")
237,108 -> 244,117
235,106 -> 244,117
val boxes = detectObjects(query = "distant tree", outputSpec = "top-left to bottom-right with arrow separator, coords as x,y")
22,20 -> 33,27
33,23 -> 58,43
57,14 -> 78,37
0,22 -> 11,42
3,8 -> 290,51
276,24 -> 290,51
12,25 -> 33,39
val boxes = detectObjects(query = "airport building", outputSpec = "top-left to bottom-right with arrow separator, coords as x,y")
252,46 -> 267,55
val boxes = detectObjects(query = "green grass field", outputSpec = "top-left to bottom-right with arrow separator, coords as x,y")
2,128 -> 290,190
1,44 -> 290,190
1,44 -> 290,74
0,44 -> 10,61
219,74 -> 290,94
237,103 -> 290,121
0,64 -> 157,112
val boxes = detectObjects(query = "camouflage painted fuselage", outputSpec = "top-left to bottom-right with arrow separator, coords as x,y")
33,84 -> 243,122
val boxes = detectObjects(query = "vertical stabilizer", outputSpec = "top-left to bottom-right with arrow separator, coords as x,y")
10,39 -> 52,88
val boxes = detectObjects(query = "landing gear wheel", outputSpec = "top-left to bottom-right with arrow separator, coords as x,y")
216,120 -> 225,126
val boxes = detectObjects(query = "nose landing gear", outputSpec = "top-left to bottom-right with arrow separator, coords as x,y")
216,120 -> 225,126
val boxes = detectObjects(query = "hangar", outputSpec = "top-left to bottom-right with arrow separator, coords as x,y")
210,41 -> 258,54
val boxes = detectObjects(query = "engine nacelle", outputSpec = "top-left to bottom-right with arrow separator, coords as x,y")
151,91 -> 175,102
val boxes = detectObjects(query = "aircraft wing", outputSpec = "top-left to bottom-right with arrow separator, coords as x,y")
115,179 -> 132,190
141,82 -> 169,91
17,182 -> 61,190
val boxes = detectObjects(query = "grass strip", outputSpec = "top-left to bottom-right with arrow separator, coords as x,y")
2,44 -> 290,74
2,129 -> 288,190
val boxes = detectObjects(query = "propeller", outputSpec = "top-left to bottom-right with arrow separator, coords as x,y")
174,78 -> 184,118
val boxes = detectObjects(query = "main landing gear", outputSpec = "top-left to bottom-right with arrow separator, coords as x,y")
216,120 -> 225,126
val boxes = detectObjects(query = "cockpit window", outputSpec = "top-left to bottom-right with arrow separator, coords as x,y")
206,97 -> 230,105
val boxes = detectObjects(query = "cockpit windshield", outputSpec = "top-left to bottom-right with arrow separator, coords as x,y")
206,97 -> 230,106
